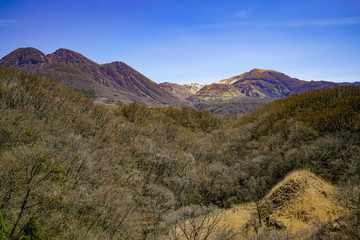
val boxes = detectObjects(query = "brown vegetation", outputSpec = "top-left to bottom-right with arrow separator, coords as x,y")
0,66 -> 359,239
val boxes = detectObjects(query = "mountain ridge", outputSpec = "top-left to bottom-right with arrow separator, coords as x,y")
1,48 -> 359,113
0,47 -> 187,107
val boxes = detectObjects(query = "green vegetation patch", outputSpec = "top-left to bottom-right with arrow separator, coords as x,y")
73,88 -> 97,99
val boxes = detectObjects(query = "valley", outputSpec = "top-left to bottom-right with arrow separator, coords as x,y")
0,65 -> 359,239
1,0 -> 359,238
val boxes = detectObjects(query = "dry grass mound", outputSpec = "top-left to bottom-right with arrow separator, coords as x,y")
216,170 -> 345,239
165,171 -> 346,239
261,170 -> 343,232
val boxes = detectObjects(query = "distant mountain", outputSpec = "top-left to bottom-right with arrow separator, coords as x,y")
158,82 -> 207,101
213,68 -> 360,99
0,48 -> 186,107
181,69 -> 359,113
159,82 -> 194,101
218,69 -> 305,98
189,84 -> 246,102
2,48 -> 359,113
183,83 -> 206,94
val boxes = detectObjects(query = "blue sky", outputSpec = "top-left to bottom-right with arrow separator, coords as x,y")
0,0 -> 360,84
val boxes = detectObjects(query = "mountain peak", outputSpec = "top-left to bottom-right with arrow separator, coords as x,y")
12,47 -> 43,54
48,48 -> 96,63
0,47 -> 47,72
109,61 -> 126,65
0,47 -> 187,107
105,61 -> 131,70
250,68 -> 280,74
54,48 -> 74,53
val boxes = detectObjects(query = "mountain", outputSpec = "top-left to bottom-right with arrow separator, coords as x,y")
0,47 -> 186,107
189,84 -> 246,102
159,82 -> 195,100
211,68 -> 360,100
183,83 -> 206,93
0,47 -> 48,73
191,69 -> 359,113
158,82 -> 207,101
2,48 -> 359,113
218,69 -> 305,98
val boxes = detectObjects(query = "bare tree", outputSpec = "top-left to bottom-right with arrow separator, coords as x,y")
0,146 -> 67,239
167,206 -> 221,240
244,176 -> 269,234
337,183 -> 360,239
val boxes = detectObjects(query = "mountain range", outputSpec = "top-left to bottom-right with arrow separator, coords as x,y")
1,47 -> 359,113
0,47 -> 186,107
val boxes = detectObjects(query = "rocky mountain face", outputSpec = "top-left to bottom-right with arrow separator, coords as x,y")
0,48 -> 187,107
183,83 -> 206,94
158,82 -> 207,101
159,82 -> 195,101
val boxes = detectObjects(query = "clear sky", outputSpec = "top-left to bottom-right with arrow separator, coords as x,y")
0,0 -> 360,84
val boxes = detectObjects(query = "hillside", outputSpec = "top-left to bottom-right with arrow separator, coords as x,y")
189,84 -> 246,102
0,67 -> 359,239
172,170 -> 345,239
0,48 -> 186,107
159,82 -> 195,100
194,98 -> 273,114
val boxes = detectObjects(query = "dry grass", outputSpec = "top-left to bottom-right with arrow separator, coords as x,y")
166,170 -> 346,239
218,170 -> 345,237
262,170 -> 343,232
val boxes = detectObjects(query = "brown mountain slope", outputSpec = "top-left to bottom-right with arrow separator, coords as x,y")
194,69 -> 359,114
183,83 -> 206,93
229,69 -> 305,98
39,63 -> 147,103
0,48 -> 186,107
189,84 -> 246,102
47,48 -> 101,77
291,80 -> 338,94
159,82 -> 195,100
191,69 -> 305,110
216,68 -> 359,99
0,47 -> 48,73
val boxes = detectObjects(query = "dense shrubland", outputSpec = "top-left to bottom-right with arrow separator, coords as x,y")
0,66 -> 359,239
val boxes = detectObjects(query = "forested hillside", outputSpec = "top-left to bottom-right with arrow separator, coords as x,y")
0,66 -> 359,239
